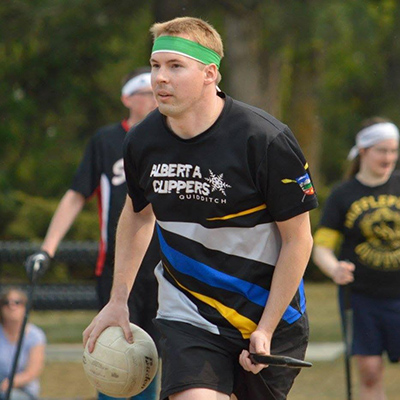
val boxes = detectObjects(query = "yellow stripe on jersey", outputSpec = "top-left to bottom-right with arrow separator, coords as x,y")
163,263 -> 257,339
314,227 -> 342,250
207,204 -> 267,221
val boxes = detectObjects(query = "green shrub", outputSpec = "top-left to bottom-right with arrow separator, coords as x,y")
3,191 -> 98,241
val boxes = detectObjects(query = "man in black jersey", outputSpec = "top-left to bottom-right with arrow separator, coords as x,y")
26,68 -> 160,400
84,17 -> 318,400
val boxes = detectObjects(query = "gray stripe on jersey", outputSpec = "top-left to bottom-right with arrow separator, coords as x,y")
157,220 -> 281,266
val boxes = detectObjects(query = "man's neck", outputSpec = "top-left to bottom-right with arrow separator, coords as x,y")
167,95 -> 224,140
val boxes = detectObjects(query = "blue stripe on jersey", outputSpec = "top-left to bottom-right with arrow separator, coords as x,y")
299,279 -> 306,313
157,224 -> 303,324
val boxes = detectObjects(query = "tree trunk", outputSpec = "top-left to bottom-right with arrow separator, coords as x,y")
224,14 -> 263,108
285,66 -> 322,187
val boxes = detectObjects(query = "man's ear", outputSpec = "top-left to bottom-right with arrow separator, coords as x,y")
204,64 -> 219,86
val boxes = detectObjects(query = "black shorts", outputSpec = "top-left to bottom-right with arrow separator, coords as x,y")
339,289 -> 400,362
154,316 -> 309,400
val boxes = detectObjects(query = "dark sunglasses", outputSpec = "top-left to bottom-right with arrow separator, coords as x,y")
1,299 -> 25,306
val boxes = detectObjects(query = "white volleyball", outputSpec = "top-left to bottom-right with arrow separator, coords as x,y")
83,323 -> 158,397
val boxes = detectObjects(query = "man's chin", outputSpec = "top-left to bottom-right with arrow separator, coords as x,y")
158,104 -> 179,118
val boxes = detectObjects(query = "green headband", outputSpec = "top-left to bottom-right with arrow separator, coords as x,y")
152,36 -> 221,69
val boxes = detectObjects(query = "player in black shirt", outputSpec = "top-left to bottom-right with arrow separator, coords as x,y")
313,117 -> 400,399
26,68 -> 159,400
84,17 -> 317,400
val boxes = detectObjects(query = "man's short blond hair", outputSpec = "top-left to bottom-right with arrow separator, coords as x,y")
150,17 -> 224,60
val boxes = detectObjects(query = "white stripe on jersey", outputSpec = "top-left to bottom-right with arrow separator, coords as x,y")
154,262 -> 221,335
100,174 -> 111,252
157,220 -> 282,266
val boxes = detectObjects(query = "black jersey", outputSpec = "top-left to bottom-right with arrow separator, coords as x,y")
317,171 -> 400,298
124,93 -> 318,339
71,120 -> 129,275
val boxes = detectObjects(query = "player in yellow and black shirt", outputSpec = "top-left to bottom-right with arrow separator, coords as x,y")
313,117 -> 400,399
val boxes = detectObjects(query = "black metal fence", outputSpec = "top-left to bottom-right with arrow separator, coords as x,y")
0,241 -> 98,264
0,241 -> 99,310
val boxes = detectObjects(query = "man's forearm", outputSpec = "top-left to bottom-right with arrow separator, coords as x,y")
111,200 -> 155,303
257,213 -> 313,337
42,190 -> 86,257
257,236 -> 312,337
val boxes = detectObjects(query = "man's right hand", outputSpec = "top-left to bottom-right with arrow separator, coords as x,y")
25,250 -> 51,283
82,299 -> 132,353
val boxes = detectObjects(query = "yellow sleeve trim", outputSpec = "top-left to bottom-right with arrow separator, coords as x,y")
314,227 -> 342,250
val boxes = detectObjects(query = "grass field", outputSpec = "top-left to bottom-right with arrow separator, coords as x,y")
30,282 -> 342,344
30,282 -> 399,399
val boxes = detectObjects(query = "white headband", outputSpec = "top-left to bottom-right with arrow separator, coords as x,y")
347,122 -> 399,160
121,73 -> 151,96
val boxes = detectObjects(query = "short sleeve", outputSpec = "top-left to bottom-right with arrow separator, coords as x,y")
318,188 -> 346,232
70,135 -> 102,198
313,227 -> 342,250
256,128 -> 318,221
27,324 -> 47,347
123,133 -> 149,212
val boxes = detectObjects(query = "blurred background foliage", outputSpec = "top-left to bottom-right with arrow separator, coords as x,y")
1,0 -> 400,280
